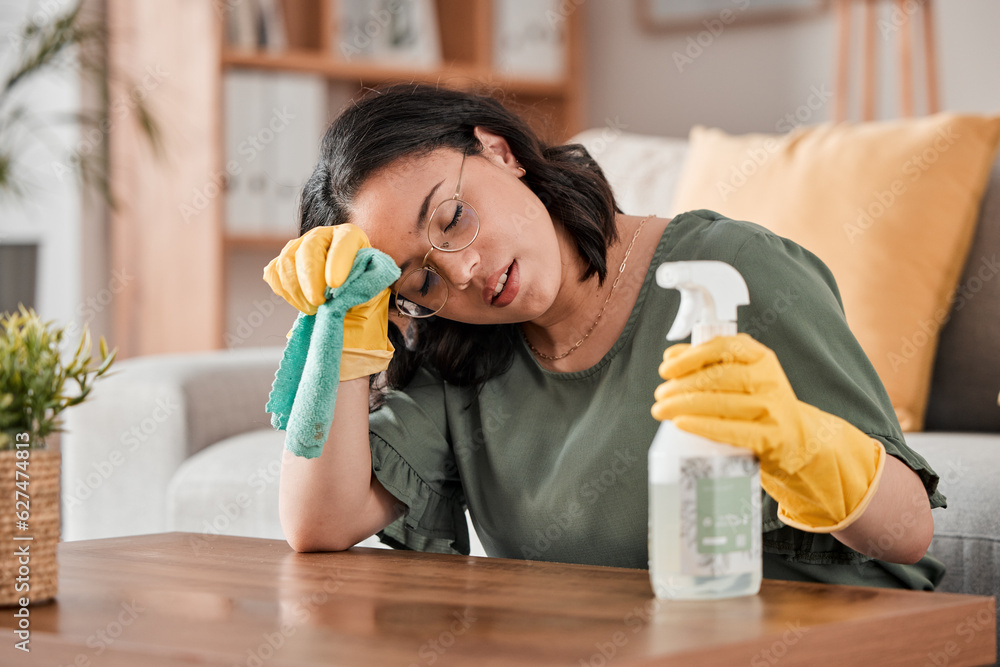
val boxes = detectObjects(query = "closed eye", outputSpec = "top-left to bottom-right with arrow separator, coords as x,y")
418,271 -> 433,297
443,203 -> 463,233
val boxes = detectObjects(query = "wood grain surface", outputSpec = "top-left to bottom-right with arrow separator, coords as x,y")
0,532 -> 994,666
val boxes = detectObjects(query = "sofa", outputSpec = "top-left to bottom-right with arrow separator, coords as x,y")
65,127 -> 1000,652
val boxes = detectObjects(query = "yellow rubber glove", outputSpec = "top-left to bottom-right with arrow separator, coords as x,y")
651,333 -> 886,533
263,224 -> 394,381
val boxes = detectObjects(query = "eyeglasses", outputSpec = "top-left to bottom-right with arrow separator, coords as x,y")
395,153 -> 481,318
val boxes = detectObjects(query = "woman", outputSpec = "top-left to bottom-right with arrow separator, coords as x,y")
264,83 -> 946,591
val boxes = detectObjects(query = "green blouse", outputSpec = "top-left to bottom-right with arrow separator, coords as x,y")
367,209 -> 948,590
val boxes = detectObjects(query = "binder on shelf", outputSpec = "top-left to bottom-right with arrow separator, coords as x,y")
494,0 -> 566,80
335,0 -> 442,69
224,0 -> 258,50
224,0 -> 293,52
265,73 -> 328,237
258,0 -> 288,52
335,0 -> 375,60
223,70 -> 269,236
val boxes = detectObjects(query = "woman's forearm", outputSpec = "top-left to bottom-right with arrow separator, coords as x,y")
831,454 -> 934,564
279,377 -> 398,552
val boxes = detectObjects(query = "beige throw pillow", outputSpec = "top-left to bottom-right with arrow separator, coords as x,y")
671,114 -> 1000,431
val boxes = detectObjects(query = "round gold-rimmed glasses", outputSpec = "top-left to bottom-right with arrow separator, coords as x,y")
395,153 -> 480,318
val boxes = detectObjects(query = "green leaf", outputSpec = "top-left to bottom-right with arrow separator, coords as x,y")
96,347 -> 117,375
0,307 -> 116,450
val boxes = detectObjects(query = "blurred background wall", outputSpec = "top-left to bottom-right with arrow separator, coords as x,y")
586,0 -> 1000,136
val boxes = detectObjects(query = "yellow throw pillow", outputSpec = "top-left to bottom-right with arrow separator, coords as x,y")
671,114 -> 1000,431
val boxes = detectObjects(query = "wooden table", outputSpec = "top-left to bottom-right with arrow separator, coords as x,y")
1,532 -> 995,666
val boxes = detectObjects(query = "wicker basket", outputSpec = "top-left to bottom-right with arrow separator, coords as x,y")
0,444 -> 60,606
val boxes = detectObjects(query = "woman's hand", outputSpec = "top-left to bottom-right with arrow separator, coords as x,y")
264,224 -> 394,381
651,334 -> 887,534
264,224 -> 373,315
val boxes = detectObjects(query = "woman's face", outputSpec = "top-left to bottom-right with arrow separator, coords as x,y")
350,139 -> 568,325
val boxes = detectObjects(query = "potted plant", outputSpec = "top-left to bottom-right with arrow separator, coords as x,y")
0,0 -> 161,608
0,305 -> 115,606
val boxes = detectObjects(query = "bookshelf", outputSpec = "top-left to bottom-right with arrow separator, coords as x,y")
107,0 -> 585,356
221,0 -> 586,247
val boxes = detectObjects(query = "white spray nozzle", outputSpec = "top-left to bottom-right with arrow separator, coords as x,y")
656,260 -> 749,345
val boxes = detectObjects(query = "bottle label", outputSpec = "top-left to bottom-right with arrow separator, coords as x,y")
680,456 -> 761,577
695,476 -> 752,554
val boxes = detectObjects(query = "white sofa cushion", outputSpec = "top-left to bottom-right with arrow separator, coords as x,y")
571,128 -> 689,217
167,429 -> 286,540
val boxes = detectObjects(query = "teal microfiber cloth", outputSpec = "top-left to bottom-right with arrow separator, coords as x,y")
266,247 -> 400,459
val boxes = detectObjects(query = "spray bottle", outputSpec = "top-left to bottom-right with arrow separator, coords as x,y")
648,260 -> 762,600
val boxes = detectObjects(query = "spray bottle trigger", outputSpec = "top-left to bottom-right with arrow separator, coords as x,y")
667,289 -> 700,341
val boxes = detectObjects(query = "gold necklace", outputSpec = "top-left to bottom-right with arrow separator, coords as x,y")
525,214 -> 651,361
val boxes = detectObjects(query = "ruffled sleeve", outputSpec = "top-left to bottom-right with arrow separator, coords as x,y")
368,365 -> 470,555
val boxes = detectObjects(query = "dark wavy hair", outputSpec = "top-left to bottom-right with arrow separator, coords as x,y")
298,83 -> 621,408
